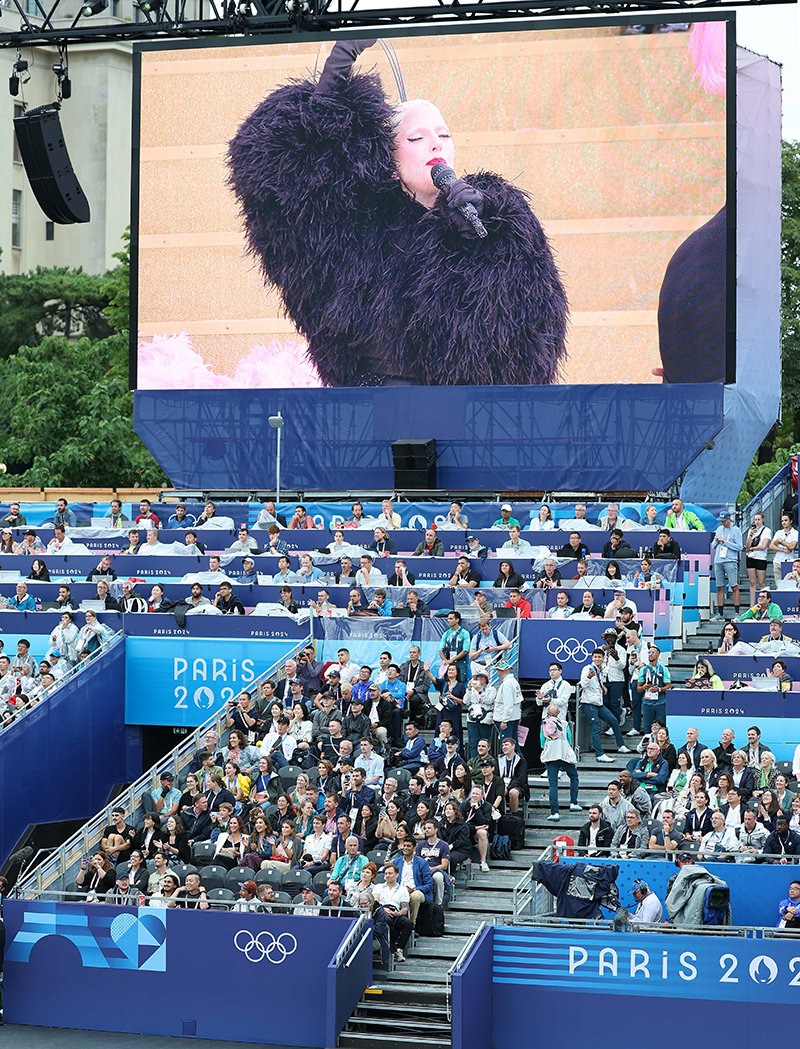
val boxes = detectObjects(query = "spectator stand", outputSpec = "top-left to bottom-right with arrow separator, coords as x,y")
0,626 -> 122,734
15,638 -> 309,899
668,687 -> 800,763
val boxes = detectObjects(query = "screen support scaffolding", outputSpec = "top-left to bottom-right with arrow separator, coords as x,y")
0,0 -> 792,49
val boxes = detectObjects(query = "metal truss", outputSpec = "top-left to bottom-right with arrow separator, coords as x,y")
0,0 -> 793,49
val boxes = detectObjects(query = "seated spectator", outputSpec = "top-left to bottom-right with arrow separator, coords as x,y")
91,578 -> 120,612
764,816 -> 800,862
505,588 -> 532,618
448,555 -> 480,588
611,809 -> 648,858
331,835 -> 368,890
373,499 -> 401,529
720,785 -> 744,829
387,559 -> 415,587
730,750 -> 756,802
683,789 -> 714,840
0,501 -> 26,528
118,528 -> 140,555
286,504 -> 314,530
698,748 -> 720,789
368,526 -> 397,558
547,590 -> 573,619
413,529 -> 444,557
699,810 -> 739,859
101,805 -> 136,864
76,850 -> 117,899
493,560 -> 525,589
135,498 -> 160,530
685,659 -> 724,689
392,721 -> 425,771
534,559 -> 562,589
27,558 -> 49,581
18,528 -> 46,553
572,590 -> 604,618
296,553 -> 324,583
166,503 -> 194,528
619,768 -> 651,819
368,589 -> 393,617
337,556 -> 357,585
134,812 -> 165,859
648,810 -> 684,852
8,581 -> 36,611
255,500 -> 287,528
740,589 -> 783,622
320,878 -> 348,915
212,580 -> 245,615
604,589 -> 637,620
632,741 -> 669,793
735,808 -> 768,862
498,525 -> 534,556
753,750 -> 779,798
632,557 -> 662,588
556,532 -> 590,559
767,659 -> 793,691
356,554 -> 387,587
602,529 -> 637,560
271,555 -> 295,585
777,880 -> 800,927
647,528 -> 681,560
578,805 -> 612,856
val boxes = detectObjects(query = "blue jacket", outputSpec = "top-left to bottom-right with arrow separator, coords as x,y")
395,854 -> 433,902
397,735 -> 425,768
632,753 -> 669,792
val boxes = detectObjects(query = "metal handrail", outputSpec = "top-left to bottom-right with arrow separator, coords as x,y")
16,632 -> 312,896
13,888 -> 359,915
498,914 -> 800,938
0,630 -> 124,736
511,842 -> 554,917
333,913 -> 368,967
550,844 -> 800,864
445,919 -> 487,1022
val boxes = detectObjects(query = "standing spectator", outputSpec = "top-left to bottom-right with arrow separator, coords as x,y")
493,662 -> 523,744
535,662 -> 573,721
53,497 -> 77,528
541,703 -> 581,823
711,510 -> 743,619
637,645 -> 671,727
744,511 -> 772,607
415,818 -> 450,906
135,498 -> 160,530
770,512 -> 799,580
465,670 -> 496,757
580,649 -> 627,763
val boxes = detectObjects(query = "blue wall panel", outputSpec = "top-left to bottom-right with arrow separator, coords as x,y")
134,384 -> 723,493
0,640 -> 129,867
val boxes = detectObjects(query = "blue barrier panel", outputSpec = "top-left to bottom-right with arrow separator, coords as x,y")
738,621 -> 800,642
327,921 -> 374,1045
668,688 -> 800,761
558,855 -> 800,929
3,901 -> 359,1046
452,924 -> 494,1049
703,655 -> 800,682
518,619 -> 610,678
492,926 -> 798,1047
764,591 -> 800,615
125,635 -> 303,726
122,613 -> 311,640
0,639 -> 131,867
133,384 -> 724,492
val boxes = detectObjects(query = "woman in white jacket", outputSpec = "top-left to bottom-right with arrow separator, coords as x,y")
50,611 -> 80,665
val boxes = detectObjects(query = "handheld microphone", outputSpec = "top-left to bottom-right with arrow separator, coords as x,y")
429,162 -> 488,239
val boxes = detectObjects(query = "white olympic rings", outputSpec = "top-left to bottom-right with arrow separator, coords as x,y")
546,637 -> 597,662
233,929 -> 298,964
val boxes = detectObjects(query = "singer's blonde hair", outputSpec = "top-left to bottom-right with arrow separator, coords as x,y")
390,98 -> 443,133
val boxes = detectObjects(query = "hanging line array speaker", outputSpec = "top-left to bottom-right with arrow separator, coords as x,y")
391,438 -> 437,489
13,103 -> 90,224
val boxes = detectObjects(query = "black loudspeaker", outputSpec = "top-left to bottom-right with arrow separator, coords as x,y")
13,103 -> 90,224
391,438 -> 437,489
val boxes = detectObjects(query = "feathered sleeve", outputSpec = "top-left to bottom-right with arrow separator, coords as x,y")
227,72 -> 396,340
392,172 -> 569,386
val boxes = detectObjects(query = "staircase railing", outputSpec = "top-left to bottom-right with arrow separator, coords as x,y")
740,459 -> 793,536
16,632 -> 311,896
511,843 -> 555,918
445,919 -> 487,1022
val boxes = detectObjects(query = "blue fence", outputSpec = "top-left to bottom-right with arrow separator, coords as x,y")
0,637 -> 134,867
3,901 -> 364,1046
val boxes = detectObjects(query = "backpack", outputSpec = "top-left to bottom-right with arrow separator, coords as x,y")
415,901 -> 445,937
498,814 -> 525,850
491,835 -> 511,860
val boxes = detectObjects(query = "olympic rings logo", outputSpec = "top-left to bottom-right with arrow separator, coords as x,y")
546,637 -> 596,662
233,929 -> 298,964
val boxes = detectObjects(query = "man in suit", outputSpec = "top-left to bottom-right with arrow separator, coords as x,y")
677,726 -> 708,771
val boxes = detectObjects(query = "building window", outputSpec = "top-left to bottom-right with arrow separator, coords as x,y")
12,190 -> 22,250
45,221 -> 54,241
25,0 -> 39,14
13,103 -> 23,164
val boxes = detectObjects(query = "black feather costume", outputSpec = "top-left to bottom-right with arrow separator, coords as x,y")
227,54 -> 568,388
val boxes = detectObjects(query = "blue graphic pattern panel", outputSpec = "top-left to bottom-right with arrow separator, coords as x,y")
6,904 -> 167,972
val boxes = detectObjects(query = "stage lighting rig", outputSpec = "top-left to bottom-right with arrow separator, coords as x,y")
81,0 -> 107,14
9,54 -> 29,97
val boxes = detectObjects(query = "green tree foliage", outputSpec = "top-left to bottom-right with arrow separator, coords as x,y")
0,233 -> 168,488
0,265 -> 114,358
738,140 -> 800,503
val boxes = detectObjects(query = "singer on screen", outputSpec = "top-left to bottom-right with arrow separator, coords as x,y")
227,38 -> 568,388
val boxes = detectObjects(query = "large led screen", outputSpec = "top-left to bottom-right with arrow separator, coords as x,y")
133,18 -> 730,390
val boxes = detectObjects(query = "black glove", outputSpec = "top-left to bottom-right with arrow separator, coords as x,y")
443,177 -> 486,235
316,39 -> 377,95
